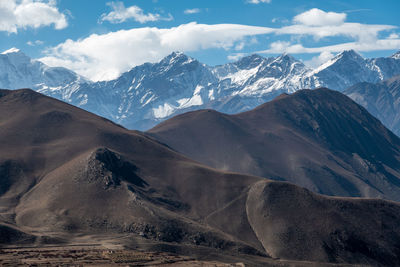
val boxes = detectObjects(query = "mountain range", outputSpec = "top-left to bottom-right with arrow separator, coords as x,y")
345,75 -> 400,136
2,48 -> 400,130
2,88 -> 400,266
0,48 -> 85,93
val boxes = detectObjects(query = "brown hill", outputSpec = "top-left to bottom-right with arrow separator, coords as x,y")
0,89 -> 262,252
148,88 -> 400,201
2,88 -> 400,266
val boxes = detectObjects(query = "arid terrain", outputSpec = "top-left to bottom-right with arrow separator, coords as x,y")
149,88 -> 400,200
1,89 -> 400,266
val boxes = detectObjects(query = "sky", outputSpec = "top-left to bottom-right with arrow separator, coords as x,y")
1,0 -> 400,81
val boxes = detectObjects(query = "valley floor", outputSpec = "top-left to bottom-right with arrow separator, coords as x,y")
0,242 -> 367,267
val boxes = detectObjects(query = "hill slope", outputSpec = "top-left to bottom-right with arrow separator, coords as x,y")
2,89 -> 400,265
148,88 -> 400,201
0,88 -> 263,252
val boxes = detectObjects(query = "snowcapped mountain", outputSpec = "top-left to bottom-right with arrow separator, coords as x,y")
304,50 -> 376,90
41,51 -> 219,129
1,48 -> 400,130
392,51 -> 400,60
0,48 -> 86,92
213,53 -> 309,95
304,50 -> 400,90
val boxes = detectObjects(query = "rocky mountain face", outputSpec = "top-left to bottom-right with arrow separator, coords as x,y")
2,88 -> 400,266
148,88 -> 400,201
2,48 -> 400,130
345,75 -> 400,136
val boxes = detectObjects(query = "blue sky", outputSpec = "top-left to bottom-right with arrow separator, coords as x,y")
1,0 -> 400,81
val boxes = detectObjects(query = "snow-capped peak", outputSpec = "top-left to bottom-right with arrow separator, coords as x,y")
275,53 -> 297,62
2,48 -> 400,131
161,51 -> 194,65
0,47 -> 32,66
274,53 -> 296,63
271,53 -> 305,72
1,47 -> 21,55
169,51 -> 184,58
234,54 -> 265,69
334,49 -> 363,61
308,50 -> 364,76
392,50 -> 400,60
0,48 -> 83,91
237,54 -> 265,63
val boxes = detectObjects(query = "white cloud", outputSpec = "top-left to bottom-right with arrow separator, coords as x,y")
267,40 -> 291,52
40,8 -> 399,81
293,8 -> 346,26
100,1 -> 172,24
304,51 -> 334,68
27,40 -> 44,46
258,38 -> 400,55
40,22 -> 274,81
277,23 -> 394,42
388,33 -> 400,39
271,17 -> 289,24
247,0 -> 271,4
228,53 -> 246,61
234,42 -> 245,51
257,9 -> 400,55
234,36 -> 258,51
277,9 -> 395,43
0,0 -> 67,33
184,8 -> 201,15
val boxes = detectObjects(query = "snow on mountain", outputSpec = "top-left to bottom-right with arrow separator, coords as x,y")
304,50 -> 376,90
0,48 -> 87,94
1,47 -> 21,54
213,53 -> 309,96
368,51 -> 400,81
392,51 -> 400,60
1,48 -> 400,130
304,50 -> 400,91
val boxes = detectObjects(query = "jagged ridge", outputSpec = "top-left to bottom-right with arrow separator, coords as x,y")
2,48 -> 400,130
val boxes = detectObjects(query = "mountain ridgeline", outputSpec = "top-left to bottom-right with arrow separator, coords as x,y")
148,88 -> 400,201
2,88 -> 400,266
2,48 -> 400,130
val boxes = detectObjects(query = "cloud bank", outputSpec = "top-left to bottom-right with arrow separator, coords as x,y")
0,0 -> 67,33
40,22 -> 274,81
256,8 -> 399,60
40,8 -> 399,81
293,8 -> 346,26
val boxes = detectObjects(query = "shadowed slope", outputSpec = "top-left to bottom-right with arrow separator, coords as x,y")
345,75 -> 400,136
0,89 -> 261,254
148,88 -> 400,201
247,180 -> 400,265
